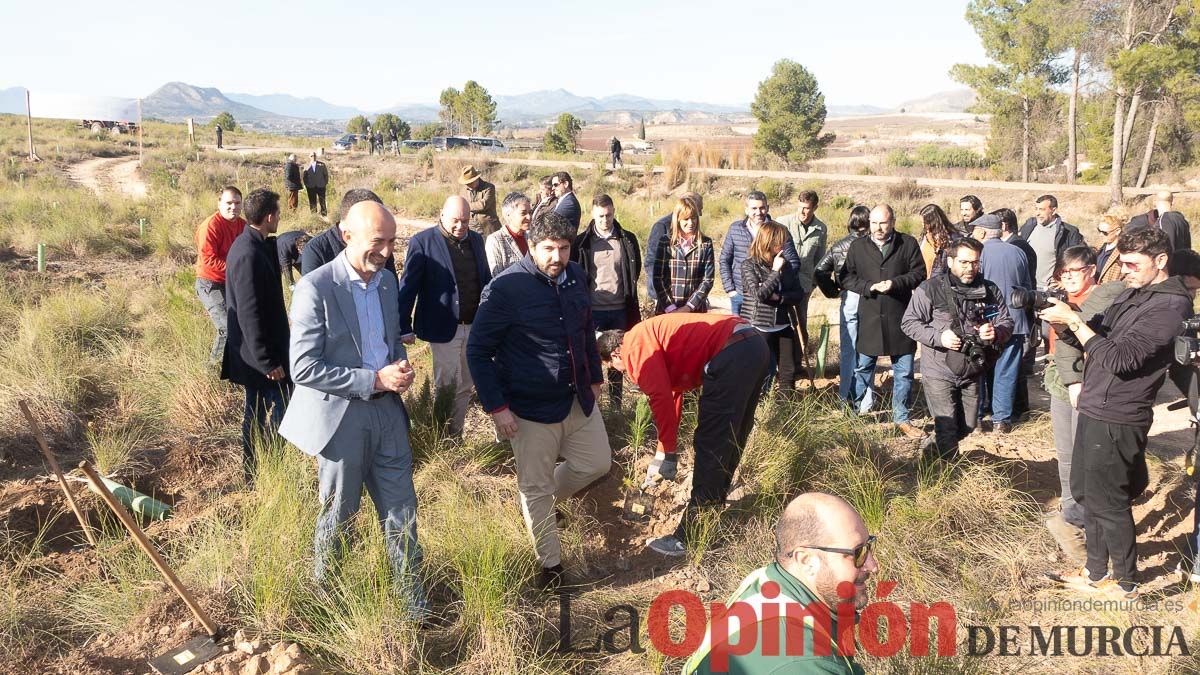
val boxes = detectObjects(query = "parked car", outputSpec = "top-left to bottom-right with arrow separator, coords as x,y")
430,136 -> 472,152
468,137 -> 508,153
333,133 -> 358,150
401,140 -> 429,150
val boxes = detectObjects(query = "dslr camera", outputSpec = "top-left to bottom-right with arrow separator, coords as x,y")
1010,286 -> 1068,311
1174,317 -> 1200,366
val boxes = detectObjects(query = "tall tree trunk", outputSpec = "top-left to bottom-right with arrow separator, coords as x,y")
1135,102 -> 1162,188
1109,89 -> 1127,206
1120,90 -> 1142,164
1067,50 -> 1081,184
1022,95 -> 1031,183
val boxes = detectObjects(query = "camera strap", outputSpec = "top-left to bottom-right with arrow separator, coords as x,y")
932,274 -> 969,337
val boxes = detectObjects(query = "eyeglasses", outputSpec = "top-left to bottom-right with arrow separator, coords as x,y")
956,260 -> 981,268
791,535 -> 876,568
1059,265 -> 1094,277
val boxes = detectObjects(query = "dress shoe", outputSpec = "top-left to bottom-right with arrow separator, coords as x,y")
995,422 -> 1013,434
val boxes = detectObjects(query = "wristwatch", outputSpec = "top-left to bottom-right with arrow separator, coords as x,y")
1068,319 -> 1082,332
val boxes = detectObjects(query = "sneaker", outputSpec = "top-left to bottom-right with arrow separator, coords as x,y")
647,535 -> 687,557
1091,578 -> 1139,601
895,422 -> 927,439
1045,513 -> 1087,566
1051,566 -> 1108,591
535,564 -> 564,592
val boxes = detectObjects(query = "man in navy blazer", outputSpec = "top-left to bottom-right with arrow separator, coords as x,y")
221,188 -> 291,481
397,196 -> 493,436
551,171 -> 582,232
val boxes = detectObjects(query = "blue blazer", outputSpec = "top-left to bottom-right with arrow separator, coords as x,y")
554,192 -> 582,231
396,226 -> 492,343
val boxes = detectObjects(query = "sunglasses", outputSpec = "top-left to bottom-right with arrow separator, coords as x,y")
791,534 -> 876,567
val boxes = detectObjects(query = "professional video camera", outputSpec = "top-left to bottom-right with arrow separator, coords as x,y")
951,285 -> 999,370
1172,317 -> 1200,477
1010,286 -> 1068,311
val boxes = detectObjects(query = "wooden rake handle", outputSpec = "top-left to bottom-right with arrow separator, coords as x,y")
78,460 -> 220,637
17,400 -> 97,547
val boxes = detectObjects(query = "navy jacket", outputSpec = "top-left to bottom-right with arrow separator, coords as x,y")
221,226 -> 291,388
466,256 -> 601,424
980,238 -> 1032,336
397,226 -> 491,343
643,213 -> 672,300
300,223 -> 397,277
719,219 -> 801,295
554,192 -> 582,231
276,230 -> 307,284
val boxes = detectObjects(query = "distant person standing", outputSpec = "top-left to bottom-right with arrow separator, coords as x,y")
1019,194 -> 1085,291
195,186 -> 245,366
973,214 -> 1031,434
609,136 -> 622,169
459,165 -> 500,236
302,152 -> 329,216
283,154 -> 302,211
776,189 -> 828,355
551,172 -> 582,231
1127,190 -> 1192,253
1095,214 -> 1125,283
388,127 -> 399,155
222,188 -> 292,480
531,175 -> 557,223
275,229 -> 311,287
215,124 -> 223,149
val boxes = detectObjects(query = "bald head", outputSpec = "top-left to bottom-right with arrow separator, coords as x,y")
341,201 -> 396,280
441,195 -> 471,240
1156,190 -> 1174,210
775,493 -> 859,563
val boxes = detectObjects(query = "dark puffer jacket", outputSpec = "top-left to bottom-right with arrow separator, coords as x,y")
814,232 -> 864,298
739,257 -> 806,328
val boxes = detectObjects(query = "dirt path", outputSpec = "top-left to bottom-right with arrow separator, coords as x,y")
65,156 -> 148,200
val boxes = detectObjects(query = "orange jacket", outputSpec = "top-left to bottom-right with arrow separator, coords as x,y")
195,212 -> 246,283
620,313 -> 745,455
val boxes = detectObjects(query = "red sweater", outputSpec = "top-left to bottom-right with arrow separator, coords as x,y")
620,313 -> 746,455
195,212 -> 246,283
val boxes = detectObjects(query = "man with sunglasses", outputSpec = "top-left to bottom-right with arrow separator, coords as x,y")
1039,227 -> 1192,600
683,492 -> 875,674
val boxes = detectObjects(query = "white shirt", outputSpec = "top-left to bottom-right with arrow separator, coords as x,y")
338,253 -> 390,372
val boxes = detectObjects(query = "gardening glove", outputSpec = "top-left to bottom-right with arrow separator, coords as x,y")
643,451 -> 678,488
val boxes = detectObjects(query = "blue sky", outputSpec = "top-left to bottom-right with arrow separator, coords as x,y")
3,0 -> 985,109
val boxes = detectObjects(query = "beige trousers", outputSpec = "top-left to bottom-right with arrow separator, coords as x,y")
429,324 -> 474,436
512,400 -> 612,568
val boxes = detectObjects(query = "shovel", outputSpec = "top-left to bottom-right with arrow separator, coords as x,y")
78,461 -> 225,674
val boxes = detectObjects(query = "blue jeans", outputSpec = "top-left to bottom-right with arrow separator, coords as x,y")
241,380 -> 290,479
839,291 -> 861,403
980,334 -> 1024,424
854,352 -> 914,424
730,292 -> 743,318
194,278 -> 227,365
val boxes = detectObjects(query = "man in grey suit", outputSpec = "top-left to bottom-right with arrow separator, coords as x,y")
278,201 -> 426,614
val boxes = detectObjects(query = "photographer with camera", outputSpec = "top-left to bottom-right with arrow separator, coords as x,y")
1038,227 -> 1192,599
972,214 -> 1031,434
902,238 -> 1012,462
1166,249 -> 1200,584
1036,246 -> 1126,564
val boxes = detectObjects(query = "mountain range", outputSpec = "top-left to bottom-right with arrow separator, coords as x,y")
1,82 -> 975,134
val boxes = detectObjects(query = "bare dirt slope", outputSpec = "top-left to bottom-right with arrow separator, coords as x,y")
65,157 -> 148,200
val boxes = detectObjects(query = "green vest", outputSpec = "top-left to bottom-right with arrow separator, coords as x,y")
682,563 -> 864,675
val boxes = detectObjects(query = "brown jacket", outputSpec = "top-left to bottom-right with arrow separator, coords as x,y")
1096,243 -> 1122,284
463,179 -> 500,236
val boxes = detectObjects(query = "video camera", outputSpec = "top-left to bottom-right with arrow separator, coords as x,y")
1172,317 -> 1200,477
1010,287 -> 1068,311
951,286 -> 998,370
